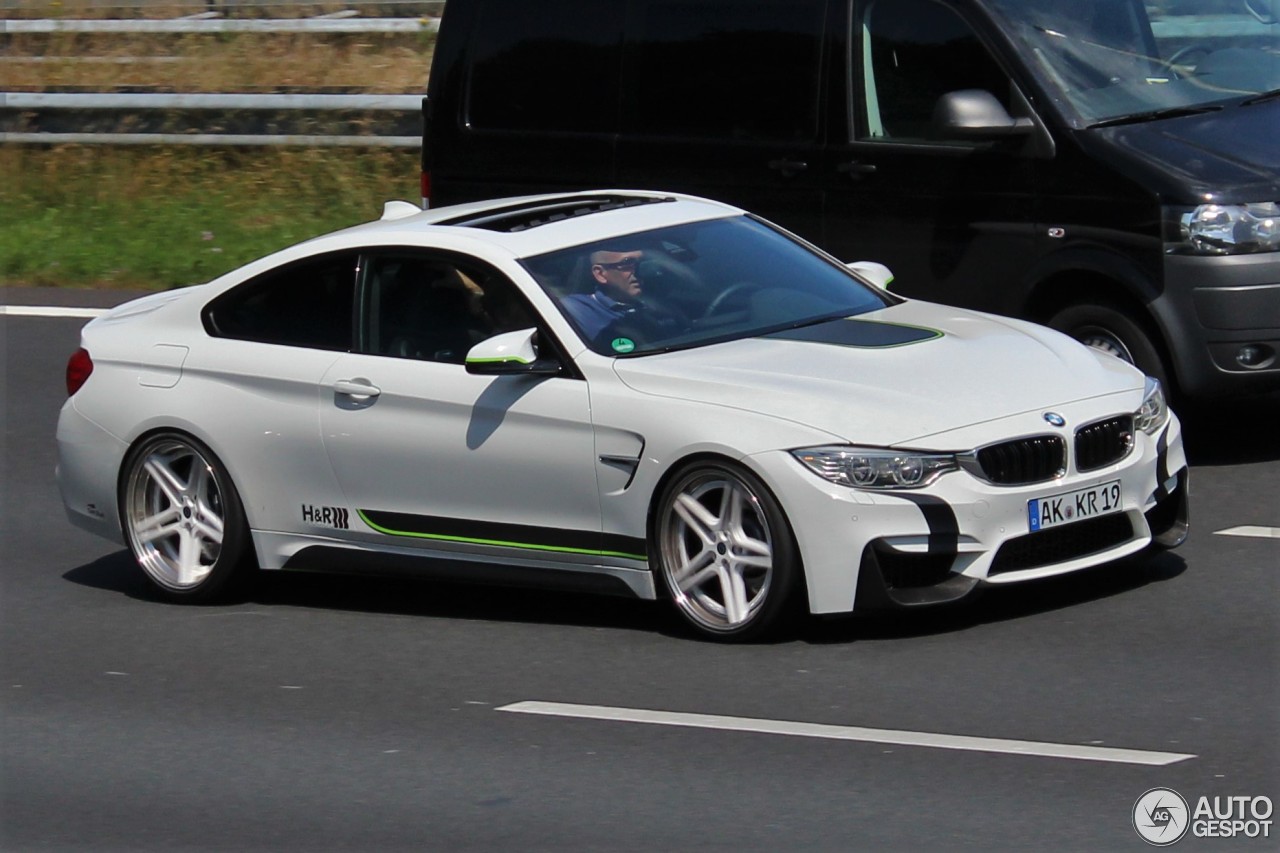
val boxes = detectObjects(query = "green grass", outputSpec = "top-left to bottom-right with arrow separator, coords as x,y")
0,146 -> 421,290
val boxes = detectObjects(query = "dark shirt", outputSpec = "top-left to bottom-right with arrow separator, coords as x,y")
561,288 -> 635,342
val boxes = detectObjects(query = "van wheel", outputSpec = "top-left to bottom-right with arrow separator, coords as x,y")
653,461 -> 801,642
119,432 -> 253,602
1049,304 -> 1171,390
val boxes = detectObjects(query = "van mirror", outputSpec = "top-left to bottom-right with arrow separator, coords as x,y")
465,328 -> 561,376
933,89 -> 1035,139
1245,0 -> 1280,24
846,261 -> 895,290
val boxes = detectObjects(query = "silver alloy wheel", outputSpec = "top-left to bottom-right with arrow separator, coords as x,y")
123,438 -> 227,591
658,469 -> 775,633
1076,326 -> 1136,364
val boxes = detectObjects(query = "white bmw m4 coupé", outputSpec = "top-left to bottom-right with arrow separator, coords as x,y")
57,192 -> 1188,640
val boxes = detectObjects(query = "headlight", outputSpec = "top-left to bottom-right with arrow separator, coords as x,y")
1134,376 -> 1170,435
1167,202 -> 1279,255
792,446 -> 958,490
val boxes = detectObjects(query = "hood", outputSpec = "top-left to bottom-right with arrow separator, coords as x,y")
612,302 -> 1143,447
1084,100 -> 1280,201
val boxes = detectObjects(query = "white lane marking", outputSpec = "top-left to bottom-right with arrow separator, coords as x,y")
0,305 -> 108,318
496,701 -> 1195,766
1214,526 -> 1280,540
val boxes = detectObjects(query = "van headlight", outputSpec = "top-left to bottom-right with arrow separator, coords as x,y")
1134,377 -> 1170,435
1167,202 -> 1279,255
792,446 -> 957,489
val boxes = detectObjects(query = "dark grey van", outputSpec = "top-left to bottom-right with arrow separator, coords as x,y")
422,0 -> 1280,401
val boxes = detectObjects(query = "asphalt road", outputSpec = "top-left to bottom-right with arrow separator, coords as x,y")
3,289 -> 1278,852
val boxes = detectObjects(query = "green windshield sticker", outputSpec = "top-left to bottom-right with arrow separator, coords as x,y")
611,337 -> 636,354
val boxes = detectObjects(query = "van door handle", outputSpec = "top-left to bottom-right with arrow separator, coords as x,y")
332,378 -> 382,399
838,161 -> 878,180
768,158 -> 809,178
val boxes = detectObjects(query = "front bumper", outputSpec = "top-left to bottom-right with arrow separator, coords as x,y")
1158,252 -> 1280,399
749,408 -> 1187,615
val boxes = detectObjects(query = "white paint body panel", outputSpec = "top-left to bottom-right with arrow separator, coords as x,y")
56,191 -> 1188,616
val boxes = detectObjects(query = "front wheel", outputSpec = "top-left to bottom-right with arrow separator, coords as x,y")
119,432 -> 253,602
653,462 -> 802,641
1049,303 -> 1172,392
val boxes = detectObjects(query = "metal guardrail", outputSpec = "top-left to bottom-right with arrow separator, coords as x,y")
0,91 -> 423,145
3,16 -> 439,32
0,131 -> 420,145
3,93 -> 422,110
0,9 -> 430,146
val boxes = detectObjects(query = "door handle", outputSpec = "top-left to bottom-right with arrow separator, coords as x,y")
837,161 -> 878,180
332,378 -> 382,399
768,158 -> 809,178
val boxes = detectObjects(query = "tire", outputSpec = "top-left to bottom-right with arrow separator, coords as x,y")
119,432 -> 253,603
653,461 -> 802,641
1049,303 -> 1172,392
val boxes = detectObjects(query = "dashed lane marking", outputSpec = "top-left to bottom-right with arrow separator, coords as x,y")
1214,526 -> 1280,540
0,306 -> 108,318
496,701 -> 1196,766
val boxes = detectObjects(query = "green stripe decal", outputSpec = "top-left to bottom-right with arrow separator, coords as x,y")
357,510 -> 647,562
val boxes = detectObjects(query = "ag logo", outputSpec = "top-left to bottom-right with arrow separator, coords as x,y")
1134,788 -> 1190,846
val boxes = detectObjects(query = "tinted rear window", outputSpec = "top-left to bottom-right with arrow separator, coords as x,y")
467,0 -> 624,132
627,0 -> 826,142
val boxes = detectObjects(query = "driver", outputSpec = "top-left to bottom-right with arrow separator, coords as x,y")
561,249 -> 645,342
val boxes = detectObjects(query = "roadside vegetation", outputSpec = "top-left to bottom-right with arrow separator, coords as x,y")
1,19 -> 431,289
0,146 -> 419,288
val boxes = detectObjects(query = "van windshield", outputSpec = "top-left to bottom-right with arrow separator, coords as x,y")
521,216 -> 893,356
984,0 -> 1280,124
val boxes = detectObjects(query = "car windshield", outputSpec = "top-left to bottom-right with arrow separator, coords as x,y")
983,0 -> 1280,125
521,215 -> 892,356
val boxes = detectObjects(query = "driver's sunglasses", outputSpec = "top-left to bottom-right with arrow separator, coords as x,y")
595,257 -> 641,272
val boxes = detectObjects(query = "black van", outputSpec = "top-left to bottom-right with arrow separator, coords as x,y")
422,0 -> 1280,401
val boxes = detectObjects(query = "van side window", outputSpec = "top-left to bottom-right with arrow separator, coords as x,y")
629,1 -> 825,142
860,0 -> 1012,142
467,0 -> 624,132
359,253 -> 537,364
203,252 -> 358,351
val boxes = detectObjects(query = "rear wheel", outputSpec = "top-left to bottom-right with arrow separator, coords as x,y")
653,462 -> 801,641
119,432 -> 252,602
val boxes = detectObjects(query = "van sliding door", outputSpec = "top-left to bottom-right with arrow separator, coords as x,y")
437,0 -> 624,202
616,0 -> 829,243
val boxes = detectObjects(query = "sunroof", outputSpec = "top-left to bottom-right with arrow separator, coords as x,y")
438,194 -> 675,233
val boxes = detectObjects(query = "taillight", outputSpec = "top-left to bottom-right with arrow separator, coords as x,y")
420,170 -> 432,209
66,348 -> 93,396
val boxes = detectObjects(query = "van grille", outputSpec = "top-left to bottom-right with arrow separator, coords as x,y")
1075,415 -> 1134,472
974,435 -> 1065,485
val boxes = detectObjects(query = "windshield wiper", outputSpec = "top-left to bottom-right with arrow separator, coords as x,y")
1241,88 -> 1280,107
1087,104 -> 1222,129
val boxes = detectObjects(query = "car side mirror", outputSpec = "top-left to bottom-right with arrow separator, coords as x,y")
845,261 -> 895,290
465,328 -> 562,376
933,89 -> 1035,139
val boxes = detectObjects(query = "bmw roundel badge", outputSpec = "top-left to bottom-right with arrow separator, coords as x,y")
1043,412 -> 1066,428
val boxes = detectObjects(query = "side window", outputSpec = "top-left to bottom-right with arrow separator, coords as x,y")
203,252 -> 357,351
860,0 -> 1012,142
360,253 -> 538,364
467,0 -> 624,132
628,0 -> 826,142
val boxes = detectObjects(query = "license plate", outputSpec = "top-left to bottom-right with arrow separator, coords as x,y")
1028,480 -> 1122,532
